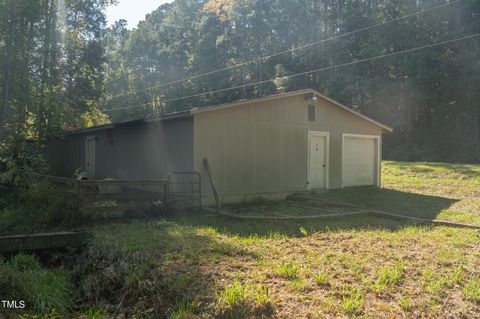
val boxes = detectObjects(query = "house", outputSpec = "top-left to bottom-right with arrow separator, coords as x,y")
44,89 -> 392,204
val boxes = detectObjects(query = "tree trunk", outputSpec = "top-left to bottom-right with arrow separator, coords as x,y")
38,0 -> 55,139
0,1 -> 16,142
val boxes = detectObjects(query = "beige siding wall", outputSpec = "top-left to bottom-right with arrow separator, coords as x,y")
193,94 -> 383,203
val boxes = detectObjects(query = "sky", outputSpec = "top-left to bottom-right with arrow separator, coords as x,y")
106,0 -> 174,29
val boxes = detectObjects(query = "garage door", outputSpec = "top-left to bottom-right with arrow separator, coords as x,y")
342,135 -> 377,187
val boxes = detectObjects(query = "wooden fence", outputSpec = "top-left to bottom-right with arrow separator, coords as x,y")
33,174 -> 168,214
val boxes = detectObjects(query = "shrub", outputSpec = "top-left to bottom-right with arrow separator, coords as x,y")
1,180 -> 78,234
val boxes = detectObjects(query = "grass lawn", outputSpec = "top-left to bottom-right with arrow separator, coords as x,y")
73,160 -> 480,318
5,161 -> 479,318
313,160 -> 480,224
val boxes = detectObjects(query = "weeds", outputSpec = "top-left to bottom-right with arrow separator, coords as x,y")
314,271 -> 330,286
299,227 -> 309,237
169,301 -> 197,319
422,266 -> 465,296
275,260 -> 299,279
82,308 -> 109,319
463,277 -> 480,303
371,260 -> 404,292
340,284 -> 365,315
218,279 -> 272,318
221,278 -> 248,308
399,295 -> 412,312
291,277 -> 307,292
253,285 -> 270,306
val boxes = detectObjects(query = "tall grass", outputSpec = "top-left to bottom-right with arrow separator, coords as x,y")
0,253 -> 72,314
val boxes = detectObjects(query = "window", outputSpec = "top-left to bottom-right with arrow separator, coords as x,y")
308,105 -> 315,121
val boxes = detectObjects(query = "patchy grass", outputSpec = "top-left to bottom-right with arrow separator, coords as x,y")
15,161 -> 480,318
463,277 -> 480,304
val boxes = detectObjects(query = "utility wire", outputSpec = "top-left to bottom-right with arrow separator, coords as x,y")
105,0 -> 460,101
103,32 -> 480,113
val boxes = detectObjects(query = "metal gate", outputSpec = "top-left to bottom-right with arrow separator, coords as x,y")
167,172 -> 201,210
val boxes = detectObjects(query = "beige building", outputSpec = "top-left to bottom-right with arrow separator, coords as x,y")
45,89 -> 392,205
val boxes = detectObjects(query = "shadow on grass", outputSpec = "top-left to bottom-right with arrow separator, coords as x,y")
311,186 -> 459,219
168,211 -> 417,238
167,187 -> 458,238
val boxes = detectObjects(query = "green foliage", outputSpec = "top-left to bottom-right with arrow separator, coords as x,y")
299,227 -> 309,237
0,0 -> 111,160
0,178 -> 78,234
0,253 -> 72,314
1,0 -> 479,164
100,0 -> 480,163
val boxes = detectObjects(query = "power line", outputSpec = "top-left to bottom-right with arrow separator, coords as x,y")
102,101 -> 152,112
103,32 -> 480,113
106,0 -> 460,101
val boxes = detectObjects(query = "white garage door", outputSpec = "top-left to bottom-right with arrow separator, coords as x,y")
342,135 -> 377,187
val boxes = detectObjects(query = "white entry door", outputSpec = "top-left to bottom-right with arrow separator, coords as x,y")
308,132 -> 328,189
85,136 -> 96,178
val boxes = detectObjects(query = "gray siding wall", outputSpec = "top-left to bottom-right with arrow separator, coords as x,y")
44,135 -> 85,178
45,117 -> 193,179
193,94 -> 383,203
